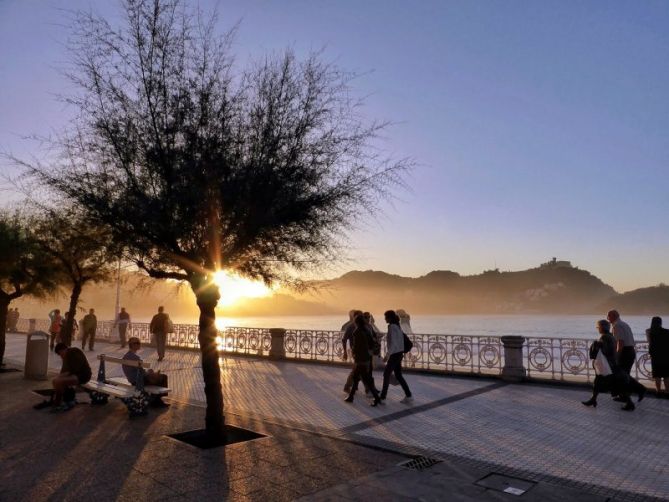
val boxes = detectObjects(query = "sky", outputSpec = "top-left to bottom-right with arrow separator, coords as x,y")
1,0 -> 668,293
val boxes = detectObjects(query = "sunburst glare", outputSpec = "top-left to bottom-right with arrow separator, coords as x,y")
213,270 -> 273,307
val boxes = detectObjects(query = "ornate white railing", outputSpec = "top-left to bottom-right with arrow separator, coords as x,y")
14,319 -> 653,385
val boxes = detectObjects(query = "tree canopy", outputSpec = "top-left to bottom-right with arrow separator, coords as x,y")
0,211 -> 59,364
28,208 -> 118,346
27,0 -> 410,439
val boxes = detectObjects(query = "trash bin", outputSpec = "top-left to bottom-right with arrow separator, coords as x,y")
25,331 -> 49,380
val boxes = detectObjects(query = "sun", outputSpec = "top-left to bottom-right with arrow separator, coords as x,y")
212,270 -> 273,308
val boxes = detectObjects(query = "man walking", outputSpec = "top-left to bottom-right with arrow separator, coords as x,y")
343,315 -> 381,406
607,310 -> 636,374
150,306 -> 169,361
115,307 -> 131,348
81,308 -> 98,351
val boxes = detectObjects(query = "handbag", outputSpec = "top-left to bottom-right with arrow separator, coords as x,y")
593,350 -> 612,376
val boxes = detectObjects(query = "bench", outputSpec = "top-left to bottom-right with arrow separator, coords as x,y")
106,376 -> 170,396
83,355 -> 157,417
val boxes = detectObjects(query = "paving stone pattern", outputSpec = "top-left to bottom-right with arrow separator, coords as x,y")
4,333 -> 669,501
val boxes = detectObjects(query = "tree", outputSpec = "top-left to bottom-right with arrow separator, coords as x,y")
30,0 -> 408,439
28,209 -> 118,347
0,212 -> 59,365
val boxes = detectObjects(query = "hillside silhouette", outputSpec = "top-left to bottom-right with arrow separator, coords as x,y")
12,259 -> 668,319
305,259 -> 618,314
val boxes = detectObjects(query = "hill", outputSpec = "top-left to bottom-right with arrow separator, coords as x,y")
600,285 -> 669,315
302,260 -> 618,314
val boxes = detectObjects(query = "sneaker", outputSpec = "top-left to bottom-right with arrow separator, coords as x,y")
621,402 -> 635,411
33,400 -> 52,410
400,396 -> 414,404
344,396 -> 354,403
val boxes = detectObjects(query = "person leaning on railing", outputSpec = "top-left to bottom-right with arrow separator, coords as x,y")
646,316 -> 669,395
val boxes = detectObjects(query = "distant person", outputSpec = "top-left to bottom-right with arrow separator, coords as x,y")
114,307 -> 131,348
341,310 -> 365,393
583,319 -> 645,411
81,308 -> 97,351
646,317 -> 669,394
123,337 -> 169,407
380,310 -> 413,404
396,309 -> 414,336
149,306 -> 169,361
48,309 -> 62,350
50,342 -> 92,412
63,311 -> 78,342
364,312 -> 383,369
607,310 -> 636,375
343,315 -> 381,406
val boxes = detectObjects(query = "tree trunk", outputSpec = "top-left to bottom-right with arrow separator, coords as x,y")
0,295 -> 10,366
193,279 -> 225,440
62,282 -> 82,347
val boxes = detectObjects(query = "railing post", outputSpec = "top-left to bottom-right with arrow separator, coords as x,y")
269,328 -> 286,360
29,319 -> 36,333
501,335 -> 526,381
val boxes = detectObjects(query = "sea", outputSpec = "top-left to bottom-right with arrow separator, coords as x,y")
173,314 -> 663,342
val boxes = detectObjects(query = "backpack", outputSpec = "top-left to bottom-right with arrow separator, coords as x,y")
402,331 -> 413,354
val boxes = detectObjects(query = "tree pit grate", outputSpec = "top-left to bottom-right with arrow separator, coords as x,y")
169,425 -> 267,449
397,456 -> 442,471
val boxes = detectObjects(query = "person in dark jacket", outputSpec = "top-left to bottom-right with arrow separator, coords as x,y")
81,308 -> 97,351
583,320 -> 645,411
646,316 -> 669,394
344,315 -> 381,406
50,343 -> 92,412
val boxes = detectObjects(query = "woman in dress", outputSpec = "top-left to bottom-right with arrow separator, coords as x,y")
646,317 -> 669,394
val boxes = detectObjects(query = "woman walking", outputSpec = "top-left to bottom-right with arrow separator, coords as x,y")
380,310 -> 412,404
583,319 -> 645,410
646,317 -> 669,395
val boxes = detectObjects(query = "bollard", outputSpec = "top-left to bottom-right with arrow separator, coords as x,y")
268,328 -> 286,360
501,336 -> 526,382
29,319 -> 36,333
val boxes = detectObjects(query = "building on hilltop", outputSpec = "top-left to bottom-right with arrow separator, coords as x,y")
540,257 -> 573,269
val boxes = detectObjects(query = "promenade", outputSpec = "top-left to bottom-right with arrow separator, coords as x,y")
2,332 -> 668,501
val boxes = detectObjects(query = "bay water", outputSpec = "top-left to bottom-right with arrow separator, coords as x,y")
201,314 -> 660,342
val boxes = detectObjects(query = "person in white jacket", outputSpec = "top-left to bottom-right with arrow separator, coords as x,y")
380,310 -> 413,403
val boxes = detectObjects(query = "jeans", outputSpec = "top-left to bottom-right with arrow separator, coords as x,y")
617,346 -> 636,375
155,332 -> 167,359
82,329 -> 96,350
381,352 -> 411,398
118,324 -> 128,347
348,361 -> 379,400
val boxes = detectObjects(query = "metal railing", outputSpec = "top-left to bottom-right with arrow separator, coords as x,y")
14,318 -> 653,385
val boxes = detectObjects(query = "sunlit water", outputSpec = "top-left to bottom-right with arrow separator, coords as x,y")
164,314 -> 661,341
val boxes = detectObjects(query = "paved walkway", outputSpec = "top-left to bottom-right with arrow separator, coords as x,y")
2,333 -> 669,501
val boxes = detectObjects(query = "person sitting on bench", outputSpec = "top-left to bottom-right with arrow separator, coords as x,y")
123,337 -> 169,407
47,343 -> 92,412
